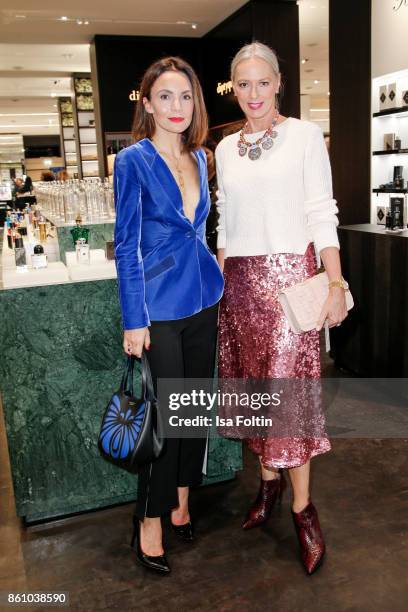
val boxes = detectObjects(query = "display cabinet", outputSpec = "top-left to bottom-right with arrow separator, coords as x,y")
72,74 -> 100,179
371,69 -> 408,226
58,97 -> 79,178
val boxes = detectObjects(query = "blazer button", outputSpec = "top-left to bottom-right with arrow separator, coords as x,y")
185,231 -> 193,238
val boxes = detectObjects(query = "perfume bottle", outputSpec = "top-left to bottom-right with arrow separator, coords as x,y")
393,166 -> 404,189
14,237 -> 27,270
76,238 -> 90,264
32,244 -> 48,269
38,221 -> 47,242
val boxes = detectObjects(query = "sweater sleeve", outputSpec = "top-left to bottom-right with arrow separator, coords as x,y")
304,126 -> 340,253
113,149 -> 150,330
215,144 -> 227,249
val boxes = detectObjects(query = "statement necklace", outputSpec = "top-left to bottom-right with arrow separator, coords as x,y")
237,113 -> 280,160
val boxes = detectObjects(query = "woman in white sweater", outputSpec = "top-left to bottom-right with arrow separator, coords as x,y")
216,42 -> 348,575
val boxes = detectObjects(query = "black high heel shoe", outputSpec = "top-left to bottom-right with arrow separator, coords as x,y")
171,520 -> 194,542
130,516 -> 171,574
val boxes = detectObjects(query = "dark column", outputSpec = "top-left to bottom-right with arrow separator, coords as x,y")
329,0 -> 371,225
251,0 -> 300,119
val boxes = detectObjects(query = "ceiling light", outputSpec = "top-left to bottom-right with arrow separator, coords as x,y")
310,108 -> 330,112
51,93 -> 57,98
301,58 -> 309,64
61,16 -> 68,21
327,91 -> 330,96
314,80 -> 320,84
84,20 -> 89,25
53,104 -> 58,108
177,20 -> 188,25
191,23 -> 197,29
77,19 -> 83,25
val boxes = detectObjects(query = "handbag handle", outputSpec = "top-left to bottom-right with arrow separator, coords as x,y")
141,351 -> 155,401
120,352 -> 156,402
120,355 -> 135,395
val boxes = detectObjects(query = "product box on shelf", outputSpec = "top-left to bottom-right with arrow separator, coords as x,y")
390,196 -> 406,228
384,133 -> 395,150
376,205 -> 388,225
388,83 -> 397,109
379,85 -> 388,111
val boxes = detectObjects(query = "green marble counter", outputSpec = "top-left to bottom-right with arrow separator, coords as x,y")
0,278 -> 241,523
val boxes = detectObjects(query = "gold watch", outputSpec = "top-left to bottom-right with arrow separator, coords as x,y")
328,278 -> 348,290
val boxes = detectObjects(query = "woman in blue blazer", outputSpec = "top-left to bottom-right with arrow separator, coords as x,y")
114,56 -> 224,574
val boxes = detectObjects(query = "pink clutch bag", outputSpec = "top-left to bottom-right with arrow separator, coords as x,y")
278,272 -> 354,334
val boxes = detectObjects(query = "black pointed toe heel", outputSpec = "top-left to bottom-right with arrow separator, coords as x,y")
130,516 -> 171,574
171,520 -> 194,542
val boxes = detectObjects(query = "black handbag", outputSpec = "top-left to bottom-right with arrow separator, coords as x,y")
98,352 -> 164,473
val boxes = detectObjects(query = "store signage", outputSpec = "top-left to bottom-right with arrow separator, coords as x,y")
217,80 -> 233,96
129,90 -> 140,101
393,0 -> 408,11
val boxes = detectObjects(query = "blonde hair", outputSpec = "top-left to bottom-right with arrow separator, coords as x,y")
230,41 -> 280,82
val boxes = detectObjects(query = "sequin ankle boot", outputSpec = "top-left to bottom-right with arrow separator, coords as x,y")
291,499 -> 325,574
242,469 -> 286,530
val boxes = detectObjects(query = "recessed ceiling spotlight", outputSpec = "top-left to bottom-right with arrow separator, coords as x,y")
191,23 -> 198,29
61,16 -> 68,21
53,104 -> 58,108
327,91 -> 330,96
77,19 -> 83,25
51,93 -> 57,98
84,20 -> 89,25
301,58 -> 309,64
314,79 -> 320,84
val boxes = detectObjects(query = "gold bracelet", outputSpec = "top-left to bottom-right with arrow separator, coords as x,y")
328,278 -> 348,290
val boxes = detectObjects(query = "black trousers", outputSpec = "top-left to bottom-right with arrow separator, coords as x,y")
134,303 -> 219,519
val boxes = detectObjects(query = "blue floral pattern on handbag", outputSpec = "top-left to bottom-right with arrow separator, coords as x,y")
98,353 -> 164,473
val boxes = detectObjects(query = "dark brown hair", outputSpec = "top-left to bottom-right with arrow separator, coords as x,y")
132,56 -> 208,151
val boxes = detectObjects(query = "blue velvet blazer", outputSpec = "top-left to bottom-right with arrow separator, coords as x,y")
113,139 -> 224,330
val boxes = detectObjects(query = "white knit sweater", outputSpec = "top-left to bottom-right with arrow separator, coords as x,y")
215,117 -> 340,257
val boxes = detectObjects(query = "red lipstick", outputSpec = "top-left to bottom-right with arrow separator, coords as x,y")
169,117 -> 184,122
248,102 -> 264,110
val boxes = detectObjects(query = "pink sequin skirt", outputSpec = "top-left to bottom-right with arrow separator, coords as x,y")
218,243 -> 331,468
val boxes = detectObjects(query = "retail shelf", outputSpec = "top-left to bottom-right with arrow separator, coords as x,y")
373,188 -> 408,194
373,149 -> 408,155
373,106 -> 408,118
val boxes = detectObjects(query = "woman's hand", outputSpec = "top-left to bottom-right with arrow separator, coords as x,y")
123,327 -> 150,357
316,287 -> 348,331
